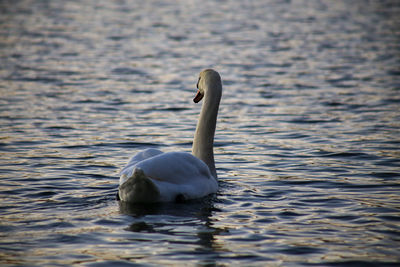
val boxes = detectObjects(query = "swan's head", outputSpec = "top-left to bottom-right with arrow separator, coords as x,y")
193,69 -> 222,103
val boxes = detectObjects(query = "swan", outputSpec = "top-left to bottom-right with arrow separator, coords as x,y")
118,69 -> 222,203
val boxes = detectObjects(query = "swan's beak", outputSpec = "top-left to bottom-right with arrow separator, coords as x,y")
193,90 -> 204,103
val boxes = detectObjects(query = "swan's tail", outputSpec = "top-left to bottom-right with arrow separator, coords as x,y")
118,168 -> 160,203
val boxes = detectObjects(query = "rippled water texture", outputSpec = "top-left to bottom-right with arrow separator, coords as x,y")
1,0 -> 400,266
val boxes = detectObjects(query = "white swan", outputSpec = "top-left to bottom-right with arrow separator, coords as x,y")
118,69 -> 222,203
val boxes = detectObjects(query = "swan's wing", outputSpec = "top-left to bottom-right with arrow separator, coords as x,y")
119,151 -> 218,202
137,152 -> 213,184
120,148 -> 163,184
125,148 -> 163,167
136,152 -> 217,201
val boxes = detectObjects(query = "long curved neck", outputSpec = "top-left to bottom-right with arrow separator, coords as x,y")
192,83 -> 221,179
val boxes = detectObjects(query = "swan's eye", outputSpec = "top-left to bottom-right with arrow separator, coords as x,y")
196,77 -> 200,89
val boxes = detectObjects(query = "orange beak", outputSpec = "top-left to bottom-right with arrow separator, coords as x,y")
193,90 -> 204,103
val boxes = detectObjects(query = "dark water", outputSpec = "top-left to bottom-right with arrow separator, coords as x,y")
1,0 -> 400,266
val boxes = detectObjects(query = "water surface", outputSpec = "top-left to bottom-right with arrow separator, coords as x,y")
1,0 -> 400,266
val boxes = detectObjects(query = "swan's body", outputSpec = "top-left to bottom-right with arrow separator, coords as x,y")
118,69 -> 222,203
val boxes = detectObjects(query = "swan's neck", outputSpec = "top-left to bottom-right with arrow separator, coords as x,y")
192,83 -> 221,179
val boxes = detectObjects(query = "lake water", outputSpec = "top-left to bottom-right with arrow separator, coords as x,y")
1,0 -> 400,266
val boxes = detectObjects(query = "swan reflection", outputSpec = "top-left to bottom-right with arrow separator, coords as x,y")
119,195 -> 227,264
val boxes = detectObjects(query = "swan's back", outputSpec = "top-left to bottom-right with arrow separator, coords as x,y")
119,150 -> 218,203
